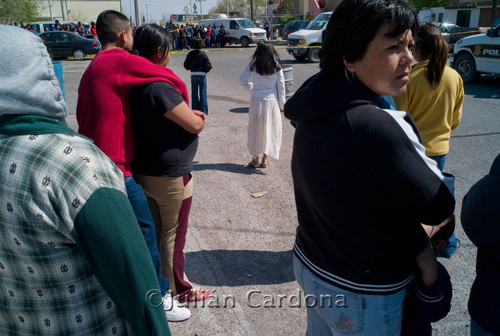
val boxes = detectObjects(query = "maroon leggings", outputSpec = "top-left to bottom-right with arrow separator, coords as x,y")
173,173 -> 193,297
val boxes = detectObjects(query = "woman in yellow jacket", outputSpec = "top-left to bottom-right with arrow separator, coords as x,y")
394,23 -> 464,171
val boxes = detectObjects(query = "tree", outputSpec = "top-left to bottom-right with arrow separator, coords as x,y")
407,0 -> 450,12
0,0 -> 39,24
276,0 -> 294,14
208,0 -> 266,18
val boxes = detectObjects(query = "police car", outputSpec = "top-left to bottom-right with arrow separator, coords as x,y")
452,25 -> 500,83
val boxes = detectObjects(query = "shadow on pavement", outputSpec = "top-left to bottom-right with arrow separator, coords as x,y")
185,249 -> 295,286
229,107 -> 249,113
193,162 -> 266,175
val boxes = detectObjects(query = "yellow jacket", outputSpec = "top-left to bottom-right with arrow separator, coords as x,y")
394,60 -> 464,156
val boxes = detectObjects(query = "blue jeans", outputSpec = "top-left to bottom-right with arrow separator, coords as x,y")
124,176 -> 169,295
431,161 -> 458,259
471,319 -> 495,336
293,255 -> 406,335
191,75 -> 208,115
429,154 -> 446,171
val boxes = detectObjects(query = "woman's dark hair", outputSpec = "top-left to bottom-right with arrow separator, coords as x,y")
133,24 -> 171,62
416,23 -> 448,89
96,10 -> 131,45
250,42 -> 282,76
320,0 -> 418,76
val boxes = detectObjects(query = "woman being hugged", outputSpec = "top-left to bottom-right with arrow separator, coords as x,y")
285,0 -> 455,334
130,24 -> 211,305
239,43 -> 285,168
394,23 -> 464,171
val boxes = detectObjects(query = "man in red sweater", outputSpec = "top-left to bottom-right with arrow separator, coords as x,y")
76,9 -> 191,322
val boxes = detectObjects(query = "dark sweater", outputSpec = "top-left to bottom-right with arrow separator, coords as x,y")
183,49 -> 212,73
461,153 -> 500,335
285,71 -> 455,294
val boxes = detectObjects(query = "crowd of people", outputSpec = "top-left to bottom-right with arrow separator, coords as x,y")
0,1 -> 498,335
162,22 -> 227,51
18,19 -> 97,37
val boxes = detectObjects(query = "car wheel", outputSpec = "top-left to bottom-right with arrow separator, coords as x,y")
293,55 -> 307,61
72,48 -> 86,59
454,53 -> 479,83
240,36 -> 250,47
307,46 -> 321,63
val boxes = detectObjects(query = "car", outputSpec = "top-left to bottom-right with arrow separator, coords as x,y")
287,12 -> 332,63
452,25 -> 500,83
38,31 -> 101,59
281,20 -> 310,40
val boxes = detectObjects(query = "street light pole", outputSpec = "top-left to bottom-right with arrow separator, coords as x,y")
134,0 -> 140,27
250,0 -> 254,21
59,0 -> 65,20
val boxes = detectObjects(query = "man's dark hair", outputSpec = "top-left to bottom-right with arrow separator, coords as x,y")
96,10 -> 131,45
250,42 -> 282,76
133,24 -> 171,61
320,0 -> 417,76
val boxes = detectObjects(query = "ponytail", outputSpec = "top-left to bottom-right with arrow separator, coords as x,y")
416,23 -> 448,89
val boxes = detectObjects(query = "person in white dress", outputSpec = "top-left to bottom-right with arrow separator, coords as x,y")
239,43 -> 286,168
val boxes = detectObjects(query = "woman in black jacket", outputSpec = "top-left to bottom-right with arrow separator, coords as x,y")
284,0 -> 455,334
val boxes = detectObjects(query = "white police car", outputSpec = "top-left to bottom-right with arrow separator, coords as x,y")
452,25 -> 500,83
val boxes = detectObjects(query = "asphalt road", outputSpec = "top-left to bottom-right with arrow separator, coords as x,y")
62,46 -> 500,336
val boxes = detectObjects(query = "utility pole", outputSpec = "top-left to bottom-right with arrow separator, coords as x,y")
250,0 -> 254,21
59,0 -> 65,20
491,0 -> 498,26
134,0 -> 140,27
48,0 -> 53,21
145,5 -> 149,22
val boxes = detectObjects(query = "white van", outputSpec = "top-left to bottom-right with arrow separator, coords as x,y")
198,18 -> 266,47
286,12 -> 332,62
29,21 -> 74,34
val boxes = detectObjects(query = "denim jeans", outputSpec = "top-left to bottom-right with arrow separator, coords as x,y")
191,75 -> 208,115
471,319 -> 495,336
293,255 -> 405,335
430,160 -> 458,259
124,176 -> 169,295
429,154 -> 446,171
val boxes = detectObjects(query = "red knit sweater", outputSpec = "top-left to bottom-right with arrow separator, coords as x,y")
77,48 -> 189,176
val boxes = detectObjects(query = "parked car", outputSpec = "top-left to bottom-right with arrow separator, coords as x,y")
38,31 -> 101,59
281,20 -> 310,40
452,25 -> 500,83
437,22 -> 481,44
287,12 -> 332,62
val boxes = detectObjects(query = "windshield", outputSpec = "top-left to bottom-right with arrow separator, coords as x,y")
306,13 -> 331,30
237,19 -> 256,28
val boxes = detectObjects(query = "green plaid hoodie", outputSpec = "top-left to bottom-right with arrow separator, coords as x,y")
0,115 -> 170,336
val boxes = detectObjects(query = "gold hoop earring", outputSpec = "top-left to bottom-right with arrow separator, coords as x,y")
345,68 -> 355,83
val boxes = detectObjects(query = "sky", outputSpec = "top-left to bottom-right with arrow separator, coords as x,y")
121,0 -> 220,22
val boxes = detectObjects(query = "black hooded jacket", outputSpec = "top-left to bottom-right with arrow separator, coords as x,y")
461,154 -> 500,334
285,70 -> 455,294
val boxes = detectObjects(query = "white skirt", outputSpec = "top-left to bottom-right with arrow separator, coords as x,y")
247,97 -> 282,160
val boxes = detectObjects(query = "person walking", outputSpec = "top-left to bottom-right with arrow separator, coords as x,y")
0,24 -> 171,335
239,43 -> 285,168
76,10 -> 190,321
184,37 -> 212,115
284,0 -> 455,334
131,24 -> 211,304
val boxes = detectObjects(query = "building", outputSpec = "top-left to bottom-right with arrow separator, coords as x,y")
36,0 -> 121,23
419,0 -> 499,27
